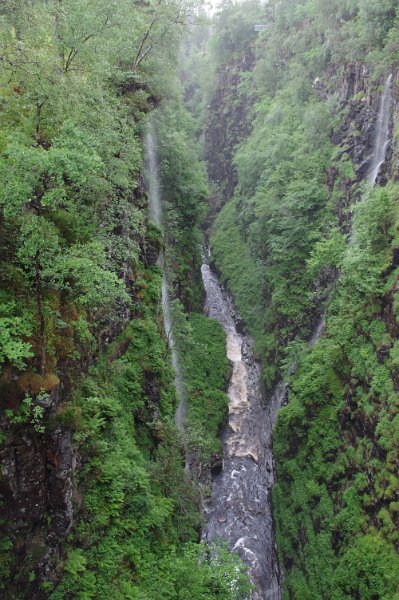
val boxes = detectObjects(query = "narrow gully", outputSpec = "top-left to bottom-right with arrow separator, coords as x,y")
201,261 -> 281,600
201,72 -> 393,599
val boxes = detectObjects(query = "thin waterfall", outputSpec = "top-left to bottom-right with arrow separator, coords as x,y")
367,74 -> 393,186
351,74 -> 393,244
145,124 -> 162,227
310,74 -> 393,351
145,122 -> 186,432
161,276 -> 186,430
272,74 -> 393,416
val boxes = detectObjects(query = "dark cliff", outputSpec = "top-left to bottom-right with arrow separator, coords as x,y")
205,52 -> 254,203
0,207 -> 163,597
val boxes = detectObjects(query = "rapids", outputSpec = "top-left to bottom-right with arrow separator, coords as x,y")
201,263 -> 281,600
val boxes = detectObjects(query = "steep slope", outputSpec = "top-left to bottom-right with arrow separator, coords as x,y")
185,0 -> 399,597
0,2 -> 250,598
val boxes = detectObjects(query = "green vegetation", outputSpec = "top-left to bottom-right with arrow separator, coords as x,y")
211,197 -> 265,359
156,104 -> 209,312
46,268 -> 249,600
2,0 -> 399,597
0,1 -> 250,598
0,0 -> 152,389
274,184 -> 399,598
181,0 -> 399,597
189,0 -> 399,386
173,305 -> 230,477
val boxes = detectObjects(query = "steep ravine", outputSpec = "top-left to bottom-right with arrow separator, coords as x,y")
200,63 -> 395,598
201,262 -> 280,600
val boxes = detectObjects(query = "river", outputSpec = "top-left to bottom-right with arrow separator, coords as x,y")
201,262 -> 281,600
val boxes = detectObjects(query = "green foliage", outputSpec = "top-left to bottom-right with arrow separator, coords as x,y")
0,0 -> 192,376
50,267 -> 248,599
186,2 -> 399,596
0,299 -> 33,368
210,196 -> 268,367
155,105 -> 209,312
5,394 -> 45,433
3,0 -> 399,598
332,534 -> 399,599
209,0 -> 264,62
273,183 -> 399,597
174,308 -> 229,470
0,1 -> 251,598
307,229 -> 346,275
195,0 -> 398,390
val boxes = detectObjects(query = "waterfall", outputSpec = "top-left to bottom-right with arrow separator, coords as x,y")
350,74 -> 392,245
161,275 -> 186,430
271,74 -> 393,418
367,74 -> 393,186
311,74 -> 393,345
145,124 -> 162,227
145,122 -> 186,432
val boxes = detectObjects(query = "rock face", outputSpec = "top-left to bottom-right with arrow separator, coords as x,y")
1,429 -> 48,524
205,52 -> 254,203
0,383 -> 74,598
335,66 -> 377,181
313,63 -> 397,238
334,63 -> 397,183
0,189 -> 157,598
46,427 -> 74,538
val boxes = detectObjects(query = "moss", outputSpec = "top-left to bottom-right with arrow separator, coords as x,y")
41,373 -> 60,392
176,311 -> 230,476
17,372 -> 60,395
211,196 -> 267,368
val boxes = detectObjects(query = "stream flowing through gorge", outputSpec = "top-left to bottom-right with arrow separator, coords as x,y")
201,73 -> 393,599
201,262 -> 281,600
144,72 -> 393,600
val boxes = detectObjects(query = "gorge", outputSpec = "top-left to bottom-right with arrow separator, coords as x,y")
201,261 -> 280,599
1,1 -> 399,599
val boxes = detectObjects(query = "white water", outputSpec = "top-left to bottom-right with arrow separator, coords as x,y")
201,262 -> 281,600
367,74 -> 393,186
311,73 -> 393,350
145,123 -> 186,431
145,123 -> 162,227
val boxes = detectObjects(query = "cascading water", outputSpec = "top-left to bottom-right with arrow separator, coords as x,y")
305,73 -> 393,353
367,74 -> 393,186
145,123 -> 162,227
350,74 -> 393,244
202,74 -> 393,600
276,75 -> 393,411
145,122 -> 186,431
201,262 -> 281,600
